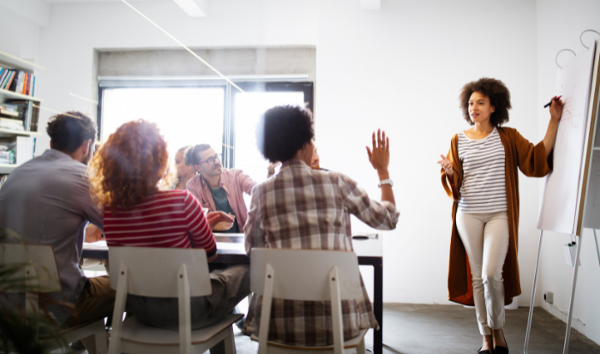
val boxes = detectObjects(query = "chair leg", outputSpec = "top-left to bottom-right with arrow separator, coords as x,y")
223,326 -> 237,354
210,339 -> 227,354
96,328 -> 108,354
357,337 -> 366,354
81,335 -> 98,354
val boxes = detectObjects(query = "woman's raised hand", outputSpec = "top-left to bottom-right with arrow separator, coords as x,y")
438,154 -> 454,177
366,129 -> 390,174
549,96 -> 564,123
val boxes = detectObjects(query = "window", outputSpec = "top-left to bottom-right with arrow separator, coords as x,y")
101,87 -> 225,160
98,80 -> 314,183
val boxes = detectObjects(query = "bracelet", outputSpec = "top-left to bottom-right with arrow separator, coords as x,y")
378,179 -> 394,188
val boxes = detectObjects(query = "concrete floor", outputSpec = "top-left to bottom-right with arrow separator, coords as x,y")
67,303 -> 600,354
231,304 -> 600,354
372,304 -> 600,354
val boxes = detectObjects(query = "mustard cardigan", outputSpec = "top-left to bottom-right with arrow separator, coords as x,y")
440,126 -> 553,305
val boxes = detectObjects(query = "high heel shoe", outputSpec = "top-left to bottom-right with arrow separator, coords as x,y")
494,330 -> 509,354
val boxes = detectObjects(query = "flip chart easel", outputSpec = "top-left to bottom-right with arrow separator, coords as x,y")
525,36 -> 600,354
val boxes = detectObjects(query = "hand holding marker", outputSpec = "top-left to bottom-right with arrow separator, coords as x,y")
544,95 -> 562,108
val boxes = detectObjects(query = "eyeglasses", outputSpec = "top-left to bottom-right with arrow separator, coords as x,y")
199,153 -> 221,166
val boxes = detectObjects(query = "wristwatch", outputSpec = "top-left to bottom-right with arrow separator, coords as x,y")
378,179 -> 394,188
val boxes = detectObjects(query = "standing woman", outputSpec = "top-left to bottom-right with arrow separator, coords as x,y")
438,78 -> 563,354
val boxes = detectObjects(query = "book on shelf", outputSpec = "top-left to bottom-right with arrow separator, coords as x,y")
15,136 -> 36,165
3,71 -> 16,91
0,117 -> 24,125
0,108 -> 18,117
30,103 -> 39,132
0,117 -> 24,131
0,103 -> 18,112
0,67 -> 36,97
3,100 -> 39,132
0,136 -> 35,166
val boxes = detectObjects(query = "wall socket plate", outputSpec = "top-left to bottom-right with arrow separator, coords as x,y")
544,291 -> 554,304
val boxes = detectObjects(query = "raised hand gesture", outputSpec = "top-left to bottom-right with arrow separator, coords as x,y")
366,129 -> 390,174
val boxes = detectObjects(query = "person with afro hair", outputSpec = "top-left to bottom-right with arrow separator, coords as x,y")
243,105 -> 400,346
438,78 -> 564,354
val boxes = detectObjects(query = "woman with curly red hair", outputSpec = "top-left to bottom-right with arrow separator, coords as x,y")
90,119 -> 249,333
438,78 -> 563,354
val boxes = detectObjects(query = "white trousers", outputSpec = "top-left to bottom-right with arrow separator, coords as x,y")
456,210 -> 509,335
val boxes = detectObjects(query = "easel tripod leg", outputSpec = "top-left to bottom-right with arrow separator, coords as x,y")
563,234 -> 582,354
524,230 -> 544,354
593,229 -> 600,268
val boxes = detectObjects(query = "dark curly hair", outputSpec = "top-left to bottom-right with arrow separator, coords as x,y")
459,78 -> 511,127
46,111 -> 97,153
256,105 -> 314,163
89,119 -> 169,212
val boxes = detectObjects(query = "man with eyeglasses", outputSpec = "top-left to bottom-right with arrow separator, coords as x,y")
185,144 -> 256,233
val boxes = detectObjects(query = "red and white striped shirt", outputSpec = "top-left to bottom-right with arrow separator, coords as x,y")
103,190 -> 217,257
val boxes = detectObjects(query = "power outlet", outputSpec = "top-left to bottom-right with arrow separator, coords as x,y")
544,291 -> 554,304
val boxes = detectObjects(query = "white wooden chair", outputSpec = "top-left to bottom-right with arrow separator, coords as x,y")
0,243 -> 108,354
107,247 -> 242,354
250,248 -> 368,354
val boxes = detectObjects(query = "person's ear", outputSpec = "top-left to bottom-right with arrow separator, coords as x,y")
81,139 -> 92,156
491,106 -> 496,113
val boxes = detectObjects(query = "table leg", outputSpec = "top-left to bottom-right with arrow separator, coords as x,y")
374,263 -> 383,354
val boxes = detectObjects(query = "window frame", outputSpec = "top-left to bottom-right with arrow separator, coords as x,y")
97,80 -> 314,169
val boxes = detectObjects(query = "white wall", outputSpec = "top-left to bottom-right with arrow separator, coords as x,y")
34,0 -> 318,150
535,0 -> 600,345
0,14 -> 41,62
316,0 -> 540,306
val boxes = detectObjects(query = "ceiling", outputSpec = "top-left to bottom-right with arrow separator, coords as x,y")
42,0 -> 166,3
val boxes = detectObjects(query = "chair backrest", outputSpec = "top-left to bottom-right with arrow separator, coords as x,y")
108,247 -> 211,297
250,248 -> 363,301
0,243 -> 61,293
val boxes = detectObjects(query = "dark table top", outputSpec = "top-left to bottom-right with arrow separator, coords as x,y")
82,233 -> 383,266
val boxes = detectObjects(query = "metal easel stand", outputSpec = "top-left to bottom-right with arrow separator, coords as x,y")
594,229 -> 600,268
523,230 -> 585,354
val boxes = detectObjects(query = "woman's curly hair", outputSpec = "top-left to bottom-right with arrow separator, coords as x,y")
256,105 -> 314,163
89,119 -> 168,212
459,78 -> 512,127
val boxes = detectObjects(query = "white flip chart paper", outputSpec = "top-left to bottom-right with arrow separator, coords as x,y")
537,43 -> 596,235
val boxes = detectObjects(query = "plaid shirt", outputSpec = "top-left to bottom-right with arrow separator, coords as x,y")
243,159 -> 399,346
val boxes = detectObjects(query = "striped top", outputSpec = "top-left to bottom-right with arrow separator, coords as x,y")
104,190 -> 217,257
458,128 -> 507,213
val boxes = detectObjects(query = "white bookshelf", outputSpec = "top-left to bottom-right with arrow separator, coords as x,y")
0,50 -> 45,73
0,163 -> 17,174
0,88 -> 43,103
0,128 -> 43,138
0,51 -> 44,175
